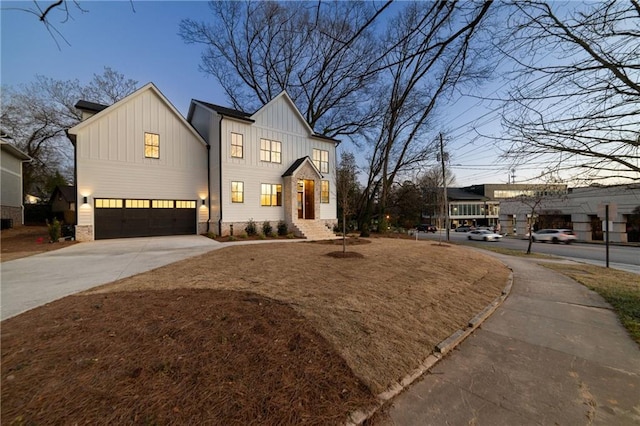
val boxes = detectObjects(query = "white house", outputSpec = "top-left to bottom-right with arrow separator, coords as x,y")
68,83 -> 338,241
68,83 -> 209,241
1,136 -> 31,228
187,91 -> 338,239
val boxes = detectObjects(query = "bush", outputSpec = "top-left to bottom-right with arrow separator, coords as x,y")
360,223 -> 370,237
245,219 -> 257,236
47,218 -> 61,242
277,220 -> 288,236
262,221 -> 273,237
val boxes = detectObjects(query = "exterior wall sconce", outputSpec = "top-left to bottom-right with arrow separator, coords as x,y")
83,196 -> 88,204
201,199 -> 206,206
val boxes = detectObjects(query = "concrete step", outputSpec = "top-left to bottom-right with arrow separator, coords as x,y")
291,221 -> 337,240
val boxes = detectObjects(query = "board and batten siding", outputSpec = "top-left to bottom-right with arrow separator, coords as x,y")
218,103 -> 337,224
1,150 -> 24,208
73,87 -> 208,238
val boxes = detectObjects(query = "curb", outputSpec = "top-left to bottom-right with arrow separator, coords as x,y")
346,270 -> 514,425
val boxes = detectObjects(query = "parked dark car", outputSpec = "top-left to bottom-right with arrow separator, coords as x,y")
455,225 -> 475,232
416,224 -> 437,233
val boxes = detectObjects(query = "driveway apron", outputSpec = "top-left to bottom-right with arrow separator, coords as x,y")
388,255 -> 640,425
1,235 -> 222,321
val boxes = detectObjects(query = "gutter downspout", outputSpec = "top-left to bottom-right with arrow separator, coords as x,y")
206,143 -> 211,233
217,114 -> 224,236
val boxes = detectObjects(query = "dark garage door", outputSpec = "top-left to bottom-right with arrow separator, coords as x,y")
94,199 -> 197,240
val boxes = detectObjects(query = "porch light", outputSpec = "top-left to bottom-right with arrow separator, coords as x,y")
83,196 -> 88,204
202,199 -> 206,206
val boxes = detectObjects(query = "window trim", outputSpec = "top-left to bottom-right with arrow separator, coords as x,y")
231,181 -> 244,203
321,180 -> 330,203
260,138 -> 282,164
313,148 -> 329,173
144,132 -> 160,159
231,132 -> 243,158
260,183 -> 282,207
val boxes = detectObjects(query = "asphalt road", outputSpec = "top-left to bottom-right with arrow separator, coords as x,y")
417,231 -> 640,274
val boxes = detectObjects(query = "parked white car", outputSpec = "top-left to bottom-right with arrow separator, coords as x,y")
531,229 -> 577,244
467,230 -> 503,242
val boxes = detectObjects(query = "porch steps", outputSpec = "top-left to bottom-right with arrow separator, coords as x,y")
291,221 -> 337,241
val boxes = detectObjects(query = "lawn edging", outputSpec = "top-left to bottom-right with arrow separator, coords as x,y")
346,269 -> 514,426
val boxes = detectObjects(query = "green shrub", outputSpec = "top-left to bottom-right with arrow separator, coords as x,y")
277,220 -> 288,236
286,232 -> 296,239
262,221 -> 273,236
228,235 -> 237,241
47,218 -> 61,242
245,219 -> 257,236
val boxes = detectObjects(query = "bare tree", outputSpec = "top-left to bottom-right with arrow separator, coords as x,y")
336,151 -> 360,253
179,1 -> 391,138
417,165 -> 456,229
0,67 -> 138,199
356,1 -> 493,233
497,0 -> 640,183
2,1 -> 135,49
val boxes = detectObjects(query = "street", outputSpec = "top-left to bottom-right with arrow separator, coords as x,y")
417,231 -> 640,274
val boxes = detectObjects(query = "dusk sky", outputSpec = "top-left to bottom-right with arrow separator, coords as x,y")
2,1 -> 523,187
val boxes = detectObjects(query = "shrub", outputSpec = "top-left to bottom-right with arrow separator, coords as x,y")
286,232 -> 296,239
245,219 -> 257,236
262,221 -> 273,237
360,223 -> 370,237
47,218 -> 61,242
277,220 -> 288,236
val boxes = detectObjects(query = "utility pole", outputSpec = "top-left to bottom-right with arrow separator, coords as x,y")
438,133 -> 449,241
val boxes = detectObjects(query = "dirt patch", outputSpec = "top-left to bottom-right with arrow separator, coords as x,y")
326,251 -> 366,259
1,226 -> 77,262
1,289 -> 376,425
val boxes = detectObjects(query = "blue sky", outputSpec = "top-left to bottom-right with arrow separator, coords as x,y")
2,1 -> 520,187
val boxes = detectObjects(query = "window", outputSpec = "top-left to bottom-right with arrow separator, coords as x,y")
231,181 -> 244,203
313,149 -> 329,173
152,200 -> 174,208
176,200 -> 196,209
321,180 -> 329,203
95,198 -> 123,208
260,139 -> 281,163
125,199 -> 150,208
261,184 -> 282,206
144,132 -> 159,159
231,133 -> 243,158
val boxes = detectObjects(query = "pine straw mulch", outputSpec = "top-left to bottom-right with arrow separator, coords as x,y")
1,290 -> 374,425
1,238 -> 510,425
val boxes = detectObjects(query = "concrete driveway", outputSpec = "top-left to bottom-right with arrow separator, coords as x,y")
1,235 -> 222,321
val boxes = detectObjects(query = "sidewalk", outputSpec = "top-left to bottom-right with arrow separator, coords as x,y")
386,254 -> 640,425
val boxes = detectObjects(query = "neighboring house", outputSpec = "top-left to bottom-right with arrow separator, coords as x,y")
50,185 -> 77,224
187,91 -> 338,239
67,83 -> 338,241
1,137 -> 31,228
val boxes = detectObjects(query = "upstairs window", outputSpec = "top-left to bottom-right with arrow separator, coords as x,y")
231,132 -> 243,158
144,132 -> 159,159
313,149 -> 328,173
260,139 -> 281,163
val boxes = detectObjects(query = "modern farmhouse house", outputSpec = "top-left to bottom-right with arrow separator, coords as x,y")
68,83 -> 338,241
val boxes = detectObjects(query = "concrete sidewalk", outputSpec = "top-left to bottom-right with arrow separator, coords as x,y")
0,235 -> 222,321
387,255 -> 640,425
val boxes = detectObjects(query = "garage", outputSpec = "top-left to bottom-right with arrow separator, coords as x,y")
94,199 -> 197,240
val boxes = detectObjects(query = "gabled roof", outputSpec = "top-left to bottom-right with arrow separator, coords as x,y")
190,100 -> 254,123
50,185 -> 77,203
0,139 -> 31,161
189,91 -> 340,144
282,156 -> 323,178
69,83 -> 207,146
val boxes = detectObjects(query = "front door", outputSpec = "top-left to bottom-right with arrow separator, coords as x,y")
297,179 -> 315,219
